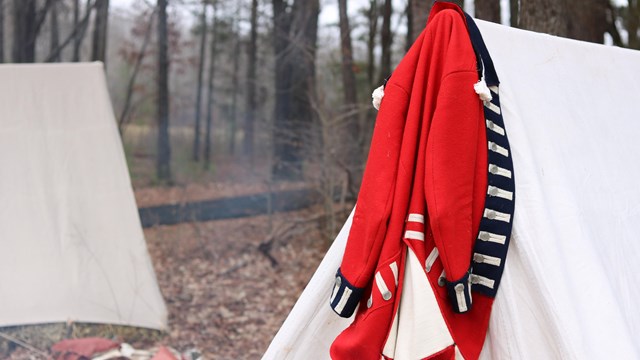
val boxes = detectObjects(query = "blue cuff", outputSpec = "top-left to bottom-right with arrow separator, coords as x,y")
330,268 -> 364,318
445,271 -> 473,314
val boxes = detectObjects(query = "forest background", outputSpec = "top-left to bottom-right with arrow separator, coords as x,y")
1,0 -> 639,358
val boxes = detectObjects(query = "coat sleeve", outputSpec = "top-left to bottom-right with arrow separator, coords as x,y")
328,81 -> 409,318
421,6 -> 486,314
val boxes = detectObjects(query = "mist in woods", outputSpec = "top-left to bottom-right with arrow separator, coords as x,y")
1,0 -> 634,274
1,0 -> 639,356
1,0 -> 635,191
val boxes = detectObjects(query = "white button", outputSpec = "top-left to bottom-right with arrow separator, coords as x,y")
489,187 -> 498,196
438,277 -> 446,286
488,121 -> 495,129
479,232 -> 490,241
367,297 -> 373,308
455,284 -> 465,292
474,254 -> 484,262
489,165 -> 499,174
382,291 -> 392,301
491,143 -> 498,151
487,210 -> 496,219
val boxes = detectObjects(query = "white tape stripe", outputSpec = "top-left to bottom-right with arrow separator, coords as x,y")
389,262 -> 398,286
486,120 -> 505,135
404,230 -> 425,241
488,185 -> 514,201
488,141 -> 509,157
330,281 -> 340,303
485,101 -> 501,114
455,285 -> 468,312
474,252 -> 502,266
489,164 -> 512,179
471,274 -> 496,289
478,231 -> 507,244
334,287 -> 353,314
484,208 -> 511,223
407,213 -> 425,223
375,272 -> 389,295
425,247 -> 439,273
488,85 -> 499,93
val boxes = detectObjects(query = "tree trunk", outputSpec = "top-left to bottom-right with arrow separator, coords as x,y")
284,0 -> 319,179
0,0 -> 4,63
338,0 -> 361,172
510,0 -> 519,27
73,0 -> 80,61
520,0 -> 569,37
520,0 -> 606,43
271,0 -> 320,180
271,0 -> 294,179
407,0 -> 431,46
366,0 -> 378,88
91,0 -> 109,63
378,0 -> 392,84
204,1 -> 218,169
475,0 -> 500,23
571,0 -> 607,43
12,0 -> 37,63
338,0 -> 357,108
228,19 -> 240,155
629,0 -> 640,49
50,0 -> 60,62
243,0 -> 258,158
192,0 -> 207,161
156,0 -> 171,181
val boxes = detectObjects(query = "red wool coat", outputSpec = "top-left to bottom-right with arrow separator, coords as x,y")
329,2 -> 515,360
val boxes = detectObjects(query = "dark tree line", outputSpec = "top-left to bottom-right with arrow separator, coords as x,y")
2,0 -> 639,185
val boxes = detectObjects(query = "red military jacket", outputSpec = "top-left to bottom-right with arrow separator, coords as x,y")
329,2 -> 515,359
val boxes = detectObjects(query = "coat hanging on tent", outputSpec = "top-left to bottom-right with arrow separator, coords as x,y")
328,2 -> 515,359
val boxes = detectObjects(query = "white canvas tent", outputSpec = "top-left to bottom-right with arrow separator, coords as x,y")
0,63 -> 167,330
264,20 -> 640,359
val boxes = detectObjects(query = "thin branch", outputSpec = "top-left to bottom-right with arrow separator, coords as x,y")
34,0 -> 57,36
119,9 -> 157,133
45,0 -> 98,62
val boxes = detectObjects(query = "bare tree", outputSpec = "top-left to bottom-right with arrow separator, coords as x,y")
628,0 -> 640,49
50,0 -> 61,62
119,9 -> 156,133
46,0 -> 96,62
406,0 -> 431,48
228,10 -> 241,155
193,0 -> 208,161
337,0 -> 361,171
271,0 -> 320,180
572,0 -> 607,43
0,0 -> 4,63
12,0 -> 57,62
243,0 -> 258,158
510,0 -> 519,27
520,0 -> 606,43
157,0 -> 171,181
92,0 -> 110,63
204,0 -> 218,169
378,0 -> 391,84
475,0 -> 500,23
366,0 -> 378,87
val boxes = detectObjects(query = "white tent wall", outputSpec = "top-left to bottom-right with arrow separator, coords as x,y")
0,63 -> 167,330
263,20 -> 640,359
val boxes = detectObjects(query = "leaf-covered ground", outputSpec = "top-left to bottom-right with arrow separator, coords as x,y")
5,182 -> 350,360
